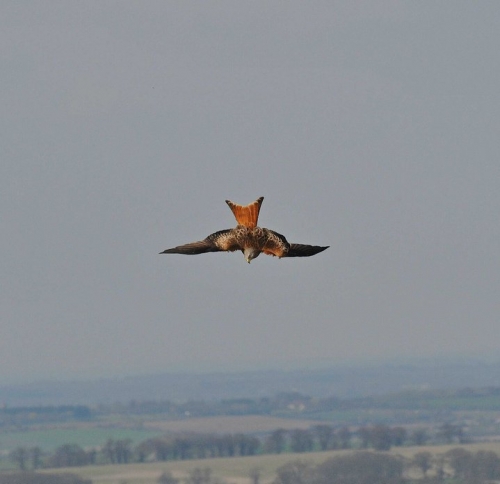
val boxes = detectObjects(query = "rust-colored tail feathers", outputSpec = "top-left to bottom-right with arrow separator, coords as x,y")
225,196 -> 264,228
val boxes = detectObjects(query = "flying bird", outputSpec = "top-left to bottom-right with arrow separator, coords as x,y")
160,197 -> 329,263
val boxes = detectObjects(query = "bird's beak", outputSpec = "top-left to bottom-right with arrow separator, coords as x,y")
246,259 -> 251,264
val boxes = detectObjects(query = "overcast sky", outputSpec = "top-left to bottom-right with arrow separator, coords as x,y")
2,1 -> 499,384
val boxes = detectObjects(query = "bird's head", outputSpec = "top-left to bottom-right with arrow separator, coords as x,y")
243,247 -> 261,264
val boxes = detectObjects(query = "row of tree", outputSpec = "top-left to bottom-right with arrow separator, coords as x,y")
152,449 -> 500,484
8,422 -> 466,471
273,448 -> 500,484
0,405 -> 91,428
4,448 -> 500,484
0,473 -> 90,484
262,422 -> 464,454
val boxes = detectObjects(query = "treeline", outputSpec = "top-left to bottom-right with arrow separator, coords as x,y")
0,406 -> 91,427
97,387 -> 500,416
156,449 -> 500,483
5,448 -> 500,484
0,473 -> 90,484
273,448 -> 500,484
8,422 -> 466,471
4,386 -> 500,428
152,449 -> 500,484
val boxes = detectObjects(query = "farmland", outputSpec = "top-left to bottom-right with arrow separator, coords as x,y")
2,365 -> 500,482
31,442 -> 500,484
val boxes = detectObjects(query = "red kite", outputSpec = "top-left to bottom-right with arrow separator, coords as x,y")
160,197 -> 329,263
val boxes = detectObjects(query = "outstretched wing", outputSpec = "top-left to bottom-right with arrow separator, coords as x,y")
285,243 -> 329,257
160,240 -> 220,255
261,229 -> 329,258
261,229 -> 290,258
160,229 -> 241,255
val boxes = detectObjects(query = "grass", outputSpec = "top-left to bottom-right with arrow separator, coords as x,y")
142,415 -> 321,434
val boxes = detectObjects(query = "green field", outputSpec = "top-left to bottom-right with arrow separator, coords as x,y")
0,427 -> 163,453
142,415 -> 321,434
32,442 -> 500,484
0,415 -> 321,456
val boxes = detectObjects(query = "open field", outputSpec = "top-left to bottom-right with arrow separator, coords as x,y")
33,442 -> 500,484
142,415 -> 323,434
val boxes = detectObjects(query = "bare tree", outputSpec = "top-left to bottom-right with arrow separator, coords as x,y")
157,470 -> 179,484
337,426 -> 352,449
249,467 -> 261,484
0,473 -> 92,484
437,423 -> 463,444
358,426 -> 371,449
445,448 -> 472,480
9,447 -> 28,471
315,452 -> 405,484
410,428 -> 429,446
29,446 -> 43,470
370,425 -> 392,451
412,451 -> 433,477
115,438 -> 133,464
102,438 -> 116,464
273,460 -> 313,484
264,429 -> 287,454
313,424 -> 333,451
473,450 -> 500,481
185,467 -> 225,484
47,443 -> 89,468
391,426 -> 407,446
290,429 -> 314,453
186,467 -> 211,484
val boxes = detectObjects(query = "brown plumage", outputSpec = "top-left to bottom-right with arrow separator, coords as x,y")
160,197 -> 329,263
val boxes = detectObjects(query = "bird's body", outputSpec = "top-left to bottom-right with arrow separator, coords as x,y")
160,197 -> 328,263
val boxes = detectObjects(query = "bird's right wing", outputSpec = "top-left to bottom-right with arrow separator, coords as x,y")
160,229 -> 240,255
160,240 -> 221,255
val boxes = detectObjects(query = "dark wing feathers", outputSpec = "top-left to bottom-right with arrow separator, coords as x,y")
284,243 -> 329,258
262,230 -> 328,258
160,240 -> 221,255
160,229 -> 239,255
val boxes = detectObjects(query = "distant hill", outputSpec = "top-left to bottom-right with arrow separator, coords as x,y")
2,358 -> 500,406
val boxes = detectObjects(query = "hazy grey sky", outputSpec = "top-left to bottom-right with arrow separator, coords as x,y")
2,1 -> 499,383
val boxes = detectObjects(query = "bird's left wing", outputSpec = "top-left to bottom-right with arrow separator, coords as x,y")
284,243 -> 329,257
261,229 -> 290,258
261,229 -> 328,258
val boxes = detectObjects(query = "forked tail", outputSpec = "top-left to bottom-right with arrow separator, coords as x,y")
225,197 -> 264,228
